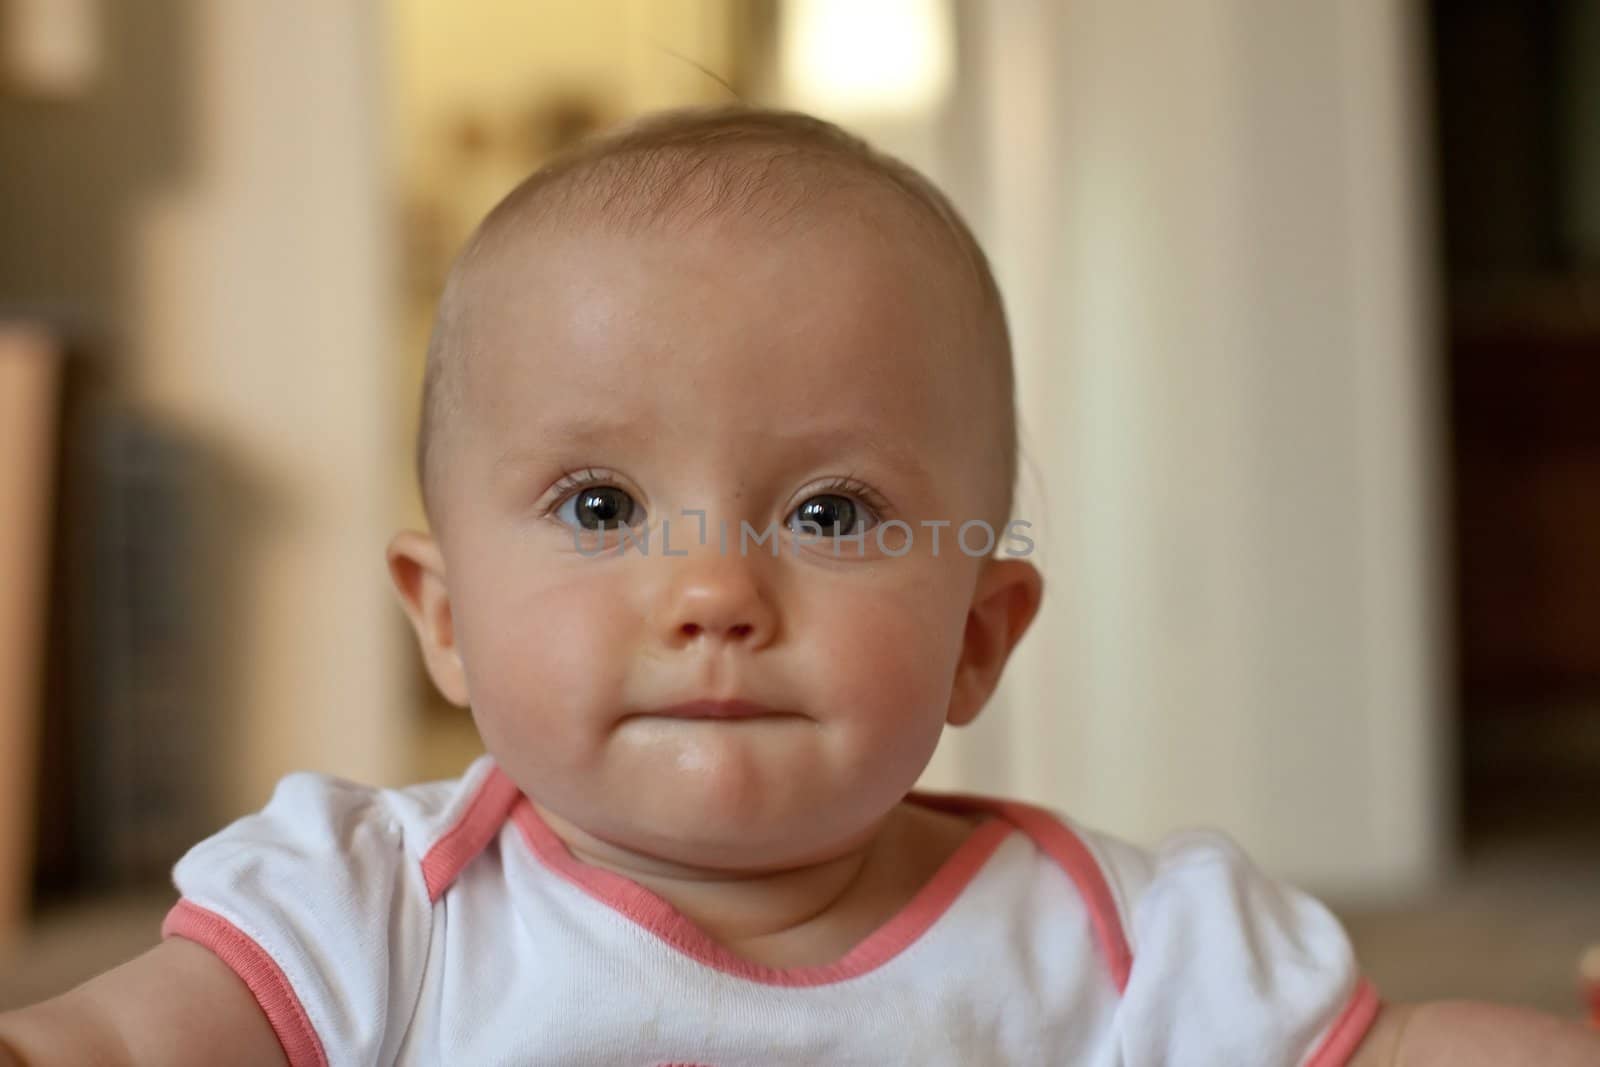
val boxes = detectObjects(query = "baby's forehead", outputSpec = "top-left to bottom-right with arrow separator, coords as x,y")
467,206 -> 980,405
454,175 -> 987,388
528,143 -> 924,241
443,136 -> 996,388
485,168 -> 963,295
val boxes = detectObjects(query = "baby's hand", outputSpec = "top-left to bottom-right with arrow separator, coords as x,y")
1352,1001 -> 1600,1066
0,939 -> 286,1067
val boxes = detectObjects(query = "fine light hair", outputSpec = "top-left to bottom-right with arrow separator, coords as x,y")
416,104 -> 1017,527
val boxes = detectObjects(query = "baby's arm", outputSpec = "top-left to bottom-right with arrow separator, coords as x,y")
1351,1001 -> 1600,1066
0,940 -> 286,1067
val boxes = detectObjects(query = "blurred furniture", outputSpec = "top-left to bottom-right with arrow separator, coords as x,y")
59,407 -> 219,891
0,322 -> 62,949
28,389 -> 223,901
0,315 -> 222,937
1452,291 -> 1600,707
1432,2 -> 1600,835
1448,287 -> 1600,835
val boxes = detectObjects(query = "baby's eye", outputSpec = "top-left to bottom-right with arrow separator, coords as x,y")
556,485 -> 640,530
788,493 -> 878,537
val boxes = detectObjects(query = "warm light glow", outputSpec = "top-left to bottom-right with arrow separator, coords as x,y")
1,0 -> 101,96
779,0 -> 954,118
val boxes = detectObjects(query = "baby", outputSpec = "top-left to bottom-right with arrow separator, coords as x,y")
3,106 -> 1597,1067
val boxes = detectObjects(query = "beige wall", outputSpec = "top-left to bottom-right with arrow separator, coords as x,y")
129,2 -> 405,813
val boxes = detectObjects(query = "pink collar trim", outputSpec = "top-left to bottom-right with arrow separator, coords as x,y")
906,791 -> 1134,991
509,787 -> 1012,987
496,765 -> 1131,990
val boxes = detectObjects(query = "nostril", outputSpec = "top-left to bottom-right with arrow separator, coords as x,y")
676,621 -> 756,640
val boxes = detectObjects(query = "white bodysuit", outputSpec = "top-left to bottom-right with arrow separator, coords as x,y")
162,755 -> 1380,1066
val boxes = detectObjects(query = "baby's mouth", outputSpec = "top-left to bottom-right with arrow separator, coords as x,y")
641,698 -> 794,721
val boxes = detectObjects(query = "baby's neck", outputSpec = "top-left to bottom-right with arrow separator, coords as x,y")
533,801 -> 982,969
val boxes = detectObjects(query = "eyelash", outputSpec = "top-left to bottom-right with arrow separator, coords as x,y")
540,469 -> 892,520
806,475 -> 891,520
539,467 -> 634,524
544,467 -> 617,507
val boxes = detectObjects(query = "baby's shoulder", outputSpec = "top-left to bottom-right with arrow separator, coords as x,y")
1062,818 -> 1259,919
1034,812 -> 1376,1064
373,753 -> 507,860
198,753 -> 503,864
163,753 -> 512,964
160,756 -> 508,1065
1045,813 -> 1333,948
969,799 -> 1262,936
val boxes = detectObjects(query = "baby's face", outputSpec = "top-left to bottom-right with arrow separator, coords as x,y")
414,200 -> 1030,871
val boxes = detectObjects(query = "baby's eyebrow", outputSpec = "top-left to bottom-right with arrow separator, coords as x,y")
492,420 -> 640,468
759,424 -> 936,491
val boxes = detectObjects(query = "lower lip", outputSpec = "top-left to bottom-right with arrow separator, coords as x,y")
649,718 -> 788,727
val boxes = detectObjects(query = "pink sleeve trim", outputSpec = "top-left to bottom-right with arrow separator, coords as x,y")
161,899 -> 329,1067
420,762 -> 523,902
1304,978 -> 1382,1067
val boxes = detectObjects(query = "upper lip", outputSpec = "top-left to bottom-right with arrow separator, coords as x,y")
646,699 -> 789,720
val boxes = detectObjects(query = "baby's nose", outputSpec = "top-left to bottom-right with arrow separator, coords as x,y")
658,562 -> 777,649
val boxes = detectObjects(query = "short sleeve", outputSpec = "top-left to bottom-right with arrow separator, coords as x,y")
1110,829 -> 1381,1067
161,772 -> 433,1067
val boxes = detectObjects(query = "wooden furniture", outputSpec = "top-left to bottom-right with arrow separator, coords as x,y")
1448,284 -> 1600,830
1452,286 -> 1600,705
0,322 -> 62,950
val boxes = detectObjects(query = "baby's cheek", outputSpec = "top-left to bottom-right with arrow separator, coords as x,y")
457,564 -> 636,735
811,581 -> 967,721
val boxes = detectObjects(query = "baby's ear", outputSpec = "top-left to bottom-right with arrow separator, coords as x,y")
946,558 -> 1044,727
387,530 -> 470,707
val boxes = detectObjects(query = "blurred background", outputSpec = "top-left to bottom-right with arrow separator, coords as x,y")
0,0 -> 1596,1022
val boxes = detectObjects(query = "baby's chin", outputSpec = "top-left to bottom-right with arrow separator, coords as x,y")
558,746 -> 905,872
589,801 -> 887,875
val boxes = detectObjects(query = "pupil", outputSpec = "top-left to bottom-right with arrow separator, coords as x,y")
800,494 -> 855,534
576,487 -> 631,529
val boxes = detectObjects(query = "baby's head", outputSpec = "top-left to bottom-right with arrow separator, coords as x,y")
389,106 -> 1043,872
